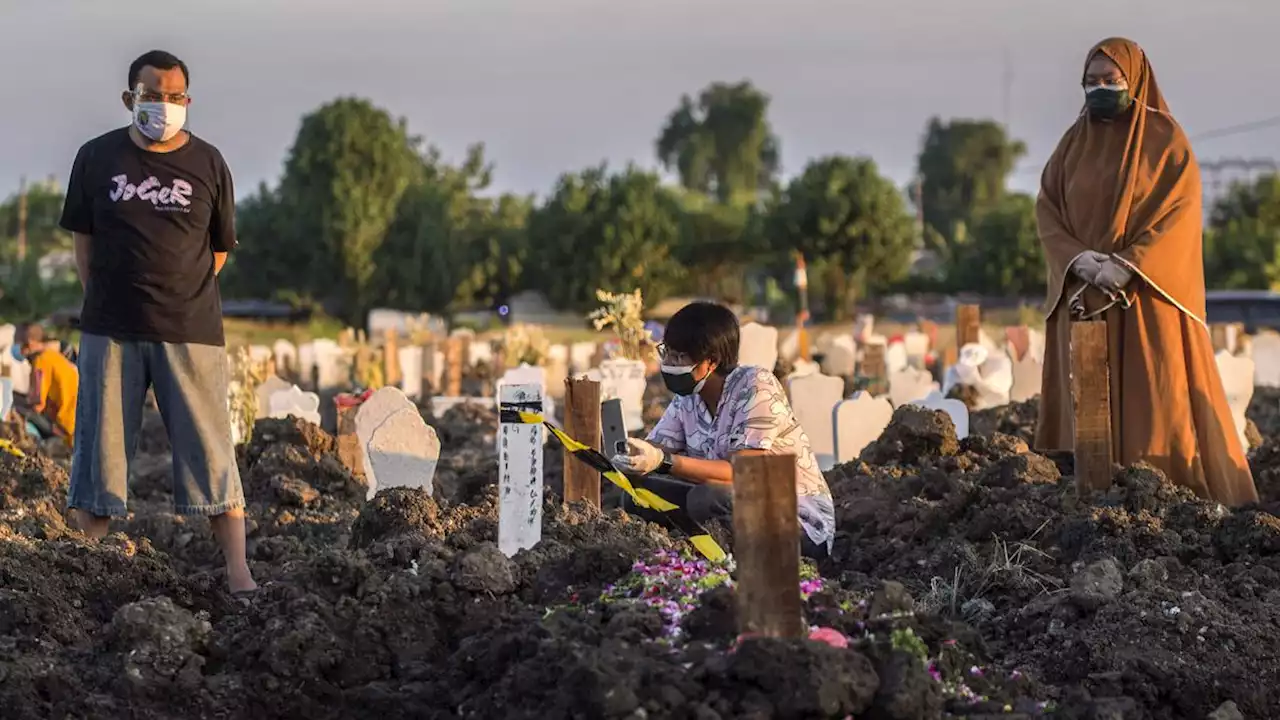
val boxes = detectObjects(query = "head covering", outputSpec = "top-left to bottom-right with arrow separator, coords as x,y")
1038,37 -> 1205,324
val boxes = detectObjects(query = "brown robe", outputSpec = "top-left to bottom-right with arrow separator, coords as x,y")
1035,37 -> 1257,506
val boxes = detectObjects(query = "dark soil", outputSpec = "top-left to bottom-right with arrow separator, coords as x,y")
2,385 -> 1279,718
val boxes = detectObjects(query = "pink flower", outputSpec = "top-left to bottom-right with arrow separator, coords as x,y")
808,627 -> 849,648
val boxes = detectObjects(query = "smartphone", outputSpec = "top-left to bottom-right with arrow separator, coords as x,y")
601,398 -> 628,458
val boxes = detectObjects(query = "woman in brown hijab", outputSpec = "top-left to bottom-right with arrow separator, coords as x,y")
1035,37 -> 1258,506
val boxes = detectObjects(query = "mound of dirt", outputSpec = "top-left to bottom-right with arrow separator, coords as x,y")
823,405 -> 1280,718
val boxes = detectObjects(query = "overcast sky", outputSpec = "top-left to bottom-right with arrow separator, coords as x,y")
3,0 -> 1278,202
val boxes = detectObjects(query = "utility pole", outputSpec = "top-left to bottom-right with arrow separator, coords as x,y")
1002,48 -> 1014,130
16,176 -> 28,263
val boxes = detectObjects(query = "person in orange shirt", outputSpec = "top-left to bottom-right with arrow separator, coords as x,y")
13,323 -> 79,446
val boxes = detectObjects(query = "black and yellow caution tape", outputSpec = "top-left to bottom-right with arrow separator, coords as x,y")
0,439 -> 25,458
499,403 -> 726,562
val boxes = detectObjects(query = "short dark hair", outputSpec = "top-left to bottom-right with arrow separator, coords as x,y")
662,302 -> 739,374
128,50 -> 189,90
15,322 -> 44,346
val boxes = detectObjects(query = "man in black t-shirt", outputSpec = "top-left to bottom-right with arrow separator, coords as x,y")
59,50 -> 256,596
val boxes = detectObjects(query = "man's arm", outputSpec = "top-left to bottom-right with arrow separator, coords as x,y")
670,448 -> 767,486
73,233 -> 92,291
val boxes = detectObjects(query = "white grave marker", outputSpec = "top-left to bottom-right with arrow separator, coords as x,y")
833,392 -> 894,463
1009,353 -> 1043,403
268,385 -> 322,426
1217,350 -> 1255,451
255,376 -> 293,420
498,383 -> 544,557
248,345 -> 273,366
1252,332 -> 1280,388
739,322 -> 780,372
311,339 -> 349,390
942,344 -> 1013,411
569,342 -> 598,374
885,341 -> 909,374
888,367 -> 939,408
399,346 -> 425,400
469,341 -> 493,368
366,407 -> 440,497
821,335 -> 857,377
903,332 -> 930,365
778,328 -> 800,362
355,387 -> 419,498
909,391 -> 970,440
787,371 -> 845,471
0,377 -> 12,421
787,358 -> 820,380
272,340 -> 298,377
589,358 -> 647,431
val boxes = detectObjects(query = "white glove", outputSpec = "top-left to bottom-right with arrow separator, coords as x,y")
1070,251 -> 1110,284
611,437 -> 665,475
1095,259 -> 1134,292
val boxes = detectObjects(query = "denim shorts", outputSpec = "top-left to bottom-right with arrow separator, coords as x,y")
69,334 -> 245,516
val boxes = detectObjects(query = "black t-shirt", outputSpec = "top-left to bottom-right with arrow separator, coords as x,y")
59,127 -> 236,346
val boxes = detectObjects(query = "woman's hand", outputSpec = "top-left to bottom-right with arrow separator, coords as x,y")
1095,258 -> 1134,292
1070,251 -> 1110,284
612,438 -> 666,475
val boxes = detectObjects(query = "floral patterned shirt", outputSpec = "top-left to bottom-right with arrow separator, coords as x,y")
647,365 -> 835,549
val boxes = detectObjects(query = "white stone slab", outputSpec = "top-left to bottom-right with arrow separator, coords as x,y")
366,407 -> 440,497
248,345 -> 274,366
498,383 -> 545,557
588,358 -> 647,432
255,376 -> 293,420
398,346 -> 424,400
787,371 -> 845,470
272,340 -> 298,375
355,387 -> 420,498
1217,350 -> 1255,451
821,335 -> 857,377
833,392 -> 894,464
903,332 -> 930,363
268,385 -> 322,426
885,341 -> 909,374
787,358 -> 820,380
1252,332 -> 1280,388
569,342 -> 598,375
888,367 -> 939,409
1009,353 -> 1043,403
469,341 -> 493,368
909,390 -> 969,440
0,377 -> 12,421
942,343 -> 1013,410
739,322 -> 779,372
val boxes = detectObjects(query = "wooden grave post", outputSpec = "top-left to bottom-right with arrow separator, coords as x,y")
955,304 -> 982,350
444,337 -> 464,397
383,329 -> 401,388
497,382 -> 545,557
732,453 -> 805,638
562,376 -> 602,507
422,338 -> 439,396
861,343 -> 887,396
1070,321 -> 1113,493
335,401 -> 364,479
1210,324 -> 1227,352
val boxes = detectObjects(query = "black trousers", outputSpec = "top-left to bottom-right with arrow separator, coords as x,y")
622,473 -> 830,560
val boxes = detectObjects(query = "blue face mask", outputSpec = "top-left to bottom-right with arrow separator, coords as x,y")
9,344 -> 23,363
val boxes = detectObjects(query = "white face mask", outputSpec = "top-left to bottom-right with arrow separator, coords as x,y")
133,101 -> 187,143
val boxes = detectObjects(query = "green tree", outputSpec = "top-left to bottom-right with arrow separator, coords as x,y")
656,81 -> 781,204
916,118 -> 1026,262
673,191 -> 768,303
949,193 -> 1045,296
767,155 -> 916,320
0,178 -> 72,264
525,165 -> 686,311
272,97 -> 424,322
1204,174 -> 1280,289
374,144 -> 502,313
